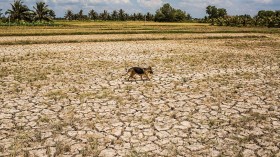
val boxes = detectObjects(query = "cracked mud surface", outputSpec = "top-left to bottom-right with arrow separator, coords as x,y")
0,35 -> 279,156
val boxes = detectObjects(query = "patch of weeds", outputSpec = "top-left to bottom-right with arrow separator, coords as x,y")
6,85 -> 23,94
23,150 -> 30,157
34,131 -> 42,142
0,144 -> 4,152
225,41 -> 251,49
81,136 -> 100,156
77,91 -> 96,101
235,71 -> 259,80
128,95 -> 137,101
51,121 -> 67,132
231,112 -> 267,127
64,110 -> 81,127
125,149 -> 149,157
14,125 -> 25,131
112,95 -> 124,105
249,112 -> 267,121
144,82 -> 153,88
14,69 -> 49,83
54,141 -> 71,156
38,115 -> 51,123
0,66 -> 10,78
9,132 -> 32,155
209,119 -> 216,128
45,90 -> 68,101
125,85 -> 133,91
182,77 -> 188,83
96,87 -> 113,99
46,146 -> 51,157
232,134 -> 260,144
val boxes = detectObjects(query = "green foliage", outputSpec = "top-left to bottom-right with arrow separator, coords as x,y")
5,0 -> 32,23
32,1 -> 53,22
65,10 -> 74,20
119,9 -> 126,21
205,5 -> 279,28
155,3 -> 190,22
206,5 -> 227,25
3,0 -> 54,24
255,10 -> 280,27
100,10 -> 109,21
88,9 -> 98,20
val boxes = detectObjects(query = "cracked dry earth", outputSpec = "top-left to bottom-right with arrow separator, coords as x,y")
0,36 -> 280,157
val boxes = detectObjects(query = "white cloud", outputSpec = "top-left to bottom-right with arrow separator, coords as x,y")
179,0 -> 233,8
88,0 -> 130,4
253,0 -> 272,4
137,0 -> 163,8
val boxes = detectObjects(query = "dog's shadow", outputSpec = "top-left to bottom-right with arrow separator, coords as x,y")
124,79 -> 150,82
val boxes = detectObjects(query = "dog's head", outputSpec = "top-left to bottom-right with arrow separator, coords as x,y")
146,66 -> 153,74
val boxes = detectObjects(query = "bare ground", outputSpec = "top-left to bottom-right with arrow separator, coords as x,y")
0,34 -> 279,156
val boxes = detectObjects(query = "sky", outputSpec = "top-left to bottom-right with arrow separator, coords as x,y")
0,0 -> 279,18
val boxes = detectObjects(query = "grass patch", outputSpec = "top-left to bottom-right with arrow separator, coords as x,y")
54,141 -> 71,156
81,136 -> 100,156
0,21 -> 279,37
0,35 -> 267,45
45,90 -> 68,101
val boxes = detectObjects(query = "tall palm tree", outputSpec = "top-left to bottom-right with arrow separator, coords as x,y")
100,10 -> 109,21
49,9 -> 56,19
119,9 -> 125,21
111,10 -> 118,21
78,9 -> 84,20
65,10 -> 74,20
88,9 -> 98,20
33,1 -> 52,22
5,0 -> 32,23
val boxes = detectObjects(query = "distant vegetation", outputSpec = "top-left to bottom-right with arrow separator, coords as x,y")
0,0 -> 279,27
1,0 -> 55,25
204,5 -> 280,28
154,3 -> 191,22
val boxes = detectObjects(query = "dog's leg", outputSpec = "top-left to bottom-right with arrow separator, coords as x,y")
145,73 -> 150,80
128,72 -> 135,81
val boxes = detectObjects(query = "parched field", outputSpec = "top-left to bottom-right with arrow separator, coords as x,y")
0,22 -> 280,156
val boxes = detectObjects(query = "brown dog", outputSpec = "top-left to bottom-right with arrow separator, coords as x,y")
124,66 -> 153,81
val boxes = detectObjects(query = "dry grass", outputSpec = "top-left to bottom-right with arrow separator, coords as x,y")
0,21 -> 279,36
0,22 -> 279,156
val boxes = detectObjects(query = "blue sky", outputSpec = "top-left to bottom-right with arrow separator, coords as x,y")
1,0 -> 279,18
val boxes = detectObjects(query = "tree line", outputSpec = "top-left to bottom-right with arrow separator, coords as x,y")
0,1 -> 191,23
204,5 -> 280,27
0,0 -> 279,28
0,0 -> 191,23
64,3 -> 192,22
64,9 -> 155,21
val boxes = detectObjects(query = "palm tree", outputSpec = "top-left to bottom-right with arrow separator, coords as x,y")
65,10 -> 74,20
119,9 -> 125,21
145,12 -> 154,21
33,1 -> 52,22
49,9 -> 56,19
100,10 -> 109,21
78,9 -> 84,20
88,9 -> 98,20
5,0 -> 32,23
111,10 -> 118,21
